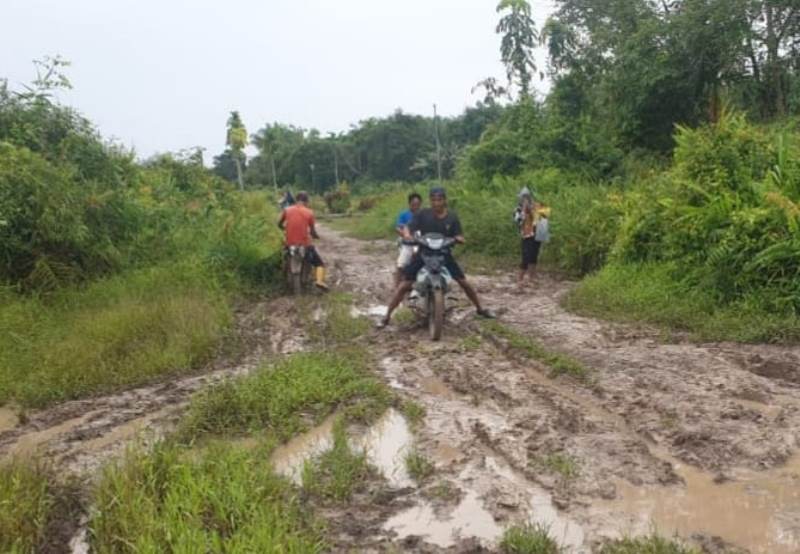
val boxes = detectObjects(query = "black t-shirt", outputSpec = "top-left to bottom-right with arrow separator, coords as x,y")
408,208 -> 463,238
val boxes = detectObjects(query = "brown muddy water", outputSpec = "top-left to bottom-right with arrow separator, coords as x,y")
270,409 -> 414,488
270,406 -> 586,550
595,456 -> 800,553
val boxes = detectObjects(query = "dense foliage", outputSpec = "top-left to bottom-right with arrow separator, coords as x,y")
0,63 -> 283,407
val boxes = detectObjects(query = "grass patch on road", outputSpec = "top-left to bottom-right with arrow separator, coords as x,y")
537,453 -> 580,480
301,419 -> 372,501
180,350 -> 392,440
0,263 -> 230,409
90,441 -> 324,553
298,292 -> 371,346
500,523 -> 562,553
480,321 -> 591,382
0,460 -> 82,553
399,399 -> 426,428
405,449 -> 435,484
306,292 -> 370,345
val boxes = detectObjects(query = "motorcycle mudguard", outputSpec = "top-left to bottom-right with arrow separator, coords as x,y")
416,267 -> 451,292
288,246 -> 306,273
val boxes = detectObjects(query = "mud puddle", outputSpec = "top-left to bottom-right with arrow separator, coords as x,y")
384,487 -> 503,547
271,408 -> 414,488
593,455 -> 800,553
350,304 -> 388,319
385,455 -> 585,550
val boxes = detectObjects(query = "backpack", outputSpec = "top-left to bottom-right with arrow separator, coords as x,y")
535,217 -> 550,243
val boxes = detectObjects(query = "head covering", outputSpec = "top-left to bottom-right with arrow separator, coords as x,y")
429,186 -> 447,198
518,186 -> 534,201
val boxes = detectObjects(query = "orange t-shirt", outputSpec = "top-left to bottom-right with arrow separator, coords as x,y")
281,204 -> 315,246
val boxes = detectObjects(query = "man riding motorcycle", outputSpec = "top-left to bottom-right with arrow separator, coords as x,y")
278,191 -> 328,290
378,187 -> 493,327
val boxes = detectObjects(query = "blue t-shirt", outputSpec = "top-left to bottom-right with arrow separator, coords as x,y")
396,209 -> 414,229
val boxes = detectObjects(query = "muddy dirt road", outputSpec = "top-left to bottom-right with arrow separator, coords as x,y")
3,223 -> 800,553
319,224 -> 800,553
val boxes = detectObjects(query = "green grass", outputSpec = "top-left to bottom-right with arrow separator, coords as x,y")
301,418 -> 372,501
89,441 -> 325,553
459,334 -> 483,351
393,307 -> 417,326
566,262 -> 800,344
536,453 -> 580,480
180,350 -> 392,440
399,399 -> 426,428
0,262 -> 230,408
480,321 -> 591,381
404,449 -> 435,484
305,292 -> 371,345
500,523 -> 562,554
599,534 -> 701,554
0,459 -> 81,553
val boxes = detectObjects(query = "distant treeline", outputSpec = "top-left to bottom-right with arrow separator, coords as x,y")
216,0 -> 800,192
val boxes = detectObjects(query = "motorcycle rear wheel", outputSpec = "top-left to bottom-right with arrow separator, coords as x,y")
291,273 -> 302,296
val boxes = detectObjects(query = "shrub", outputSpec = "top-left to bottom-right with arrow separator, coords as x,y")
324,183 -> 351,214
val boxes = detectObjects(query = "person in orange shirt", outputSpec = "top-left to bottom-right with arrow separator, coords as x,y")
278,191 -> 328,290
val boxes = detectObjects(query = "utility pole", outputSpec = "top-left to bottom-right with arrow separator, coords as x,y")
333,145 -> 340,185
433,103 -> 443,184
269,147 -> 278,193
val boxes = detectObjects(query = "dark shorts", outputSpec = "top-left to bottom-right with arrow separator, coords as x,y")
285,245 -> 324,267
305,246 -> 324,267
521,237 -> 541,270
402,252 -> 465,281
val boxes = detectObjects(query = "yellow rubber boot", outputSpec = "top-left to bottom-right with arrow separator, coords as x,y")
315,266 -> 329,291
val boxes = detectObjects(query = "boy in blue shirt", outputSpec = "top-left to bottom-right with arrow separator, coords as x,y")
394,192 -> 422,286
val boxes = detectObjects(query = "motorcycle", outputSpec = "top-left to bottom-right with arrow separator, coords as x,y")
284,245 -> 312,295
405,233 -> 456,341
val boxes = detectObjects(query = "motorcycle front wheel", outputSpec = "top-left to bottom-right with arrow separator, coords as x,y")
428,289 -> 445,341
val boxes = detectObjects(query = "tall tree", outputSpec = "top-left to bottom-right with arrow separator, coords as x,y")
745,0 -> 800,116
496,0 -> 540,97
226,111 -> 247,190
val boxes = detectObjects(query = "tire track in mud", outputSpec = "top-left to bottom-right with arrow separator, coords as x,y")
0,297 -> 309,474
316,223 -> 800,553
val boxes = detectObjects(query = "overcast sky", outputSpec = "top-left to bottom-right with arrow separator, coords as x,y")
2,0 -> 554,161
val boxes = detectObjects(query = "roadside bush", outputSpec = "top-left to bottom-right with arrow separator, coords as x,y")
356,195 -> 378,212
611,112 -> 800,316
324,182 -> 351,214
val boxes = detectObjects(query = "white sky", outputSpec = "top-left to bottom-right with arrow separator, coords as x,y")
1,0 -> 554,160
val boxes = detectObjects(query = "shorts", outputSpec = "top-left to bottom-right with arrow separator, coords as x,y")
521,237 -> 541,270
402,252 -> 465,281
285,245 -> 324,267
397,244 -> 415,269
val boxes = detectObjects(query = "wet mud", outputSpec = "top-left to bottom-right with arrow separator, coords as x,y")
316,224 -> 800,553
3,223 -> 800,552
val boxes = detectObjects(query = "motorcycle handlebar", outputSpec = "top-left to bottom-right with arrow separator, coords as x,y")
403,237 -> 457,247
